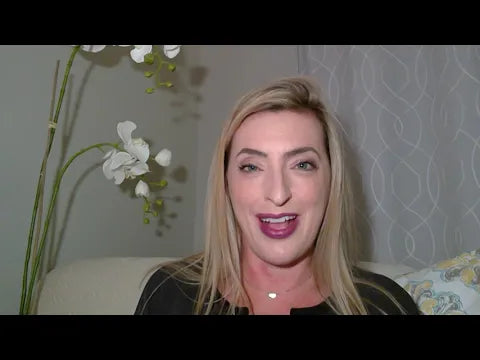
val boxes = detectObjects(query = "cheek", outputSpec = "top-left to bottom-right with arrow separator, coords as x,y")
294,176 -> 330,205
227,172 -> 258,212
293,175 -> 331,227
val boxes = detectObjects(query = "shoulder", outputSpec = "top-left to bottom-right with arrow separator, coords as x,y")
353,267 -> 420,315
134,265 -> 199,315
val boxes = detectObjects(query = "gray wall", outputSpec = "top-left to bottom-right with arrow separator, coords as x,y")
0,45 -> 298,314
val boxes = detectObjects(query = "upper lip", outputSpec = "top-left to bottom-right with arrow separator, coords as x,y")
256,213 -> 298,219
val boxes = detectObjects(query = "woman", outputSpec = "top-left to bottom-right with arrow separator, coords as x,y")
134,76 -> 419,315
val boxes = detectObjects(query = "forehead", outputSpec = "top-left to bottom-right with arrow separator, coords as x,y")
230,110 -> 326,151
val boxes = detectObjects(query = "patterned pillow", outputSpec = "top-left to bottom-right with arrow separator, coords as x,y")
394,248 -> 480,315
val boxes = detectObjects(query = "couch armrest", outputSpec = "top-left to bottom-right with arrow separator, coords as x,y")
36,257 -> 176,315
357,261 -> 415,279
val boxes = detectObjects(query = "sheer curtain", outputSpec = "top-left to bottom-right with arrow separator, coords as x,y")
298,45 -> 480,269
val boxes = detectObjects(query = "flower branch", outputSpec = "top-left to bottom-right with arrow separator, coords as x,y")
20,45 -> 82,315
22,142 -> 120,313
19,45 -> 181,315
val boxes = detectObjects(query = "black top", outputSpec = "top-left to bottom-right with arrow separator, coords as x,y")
134,266 -> 420,315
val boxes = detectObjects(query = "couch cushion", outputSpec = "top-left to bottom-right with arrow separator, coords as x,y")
394,248 -> 480,315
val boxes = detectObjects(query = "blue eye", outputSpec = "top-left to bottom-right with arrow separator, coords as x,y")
239,164 -> 259,172
296,161 -> 315,170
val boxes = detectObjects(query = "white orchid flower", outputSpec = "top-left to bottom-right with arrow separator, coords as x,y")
163,45 -> 181,59
102,148 -> 117,160
155,148 -> 172,167
80,45 -> 107,53
102,151 -> 149,185
135,180 -> 150,198
102,149 -> 118,180
102,121 -> 151,185
117,121 -> 150,163
130,45 -> 153,63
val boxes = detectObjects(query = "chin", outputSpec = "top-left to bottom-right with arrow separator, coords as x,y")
259,247 -> 309,268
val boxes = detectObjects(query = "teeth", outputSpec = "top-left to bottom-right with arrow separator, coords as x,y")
261,215 -> 296,223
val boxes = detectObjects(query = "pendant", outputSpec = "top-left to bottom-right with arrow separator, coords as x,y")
268,292 -> 277,299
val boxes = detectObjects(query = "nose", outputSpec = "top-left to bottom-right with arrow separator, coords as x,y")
264,168 -> 292,206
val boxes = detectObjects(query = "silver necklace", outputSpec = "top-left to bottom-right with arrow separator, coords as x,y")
268,292 -> 278,299
245,275 -> 313,300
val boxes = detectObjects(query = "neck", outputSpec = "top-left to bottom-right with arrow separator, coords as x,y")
241,248 -> 314,295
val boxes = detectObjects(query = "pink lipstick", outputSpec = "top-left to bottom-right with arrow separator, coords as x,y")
256,213 -> 299,239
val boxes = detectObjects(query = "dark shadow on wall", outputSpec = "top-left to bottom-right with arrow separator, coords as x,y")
43,63 -> 95,276
116,159 -> 189,238
77,46 -> 128,68
166,67 -> 208,123
46,161 -> 102,273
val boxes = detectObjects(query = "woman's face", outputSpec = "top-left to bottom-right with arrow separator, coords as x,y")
226,109 -> 331,267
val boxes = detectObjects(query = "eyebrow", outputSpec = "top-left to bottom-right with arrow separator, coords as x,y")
235,146 -> 321,159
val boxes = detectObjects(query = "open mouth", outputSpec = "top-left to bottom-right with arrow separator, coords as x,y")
257,214 -> 299,239
259,215 -> 297,224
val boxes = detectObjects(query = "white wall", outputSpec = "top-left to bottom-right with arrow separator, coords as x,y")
0,45 -> 298,314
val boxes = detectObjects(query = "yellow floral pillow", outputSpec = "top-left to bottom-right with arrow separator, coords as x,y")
394,248 -> 480,315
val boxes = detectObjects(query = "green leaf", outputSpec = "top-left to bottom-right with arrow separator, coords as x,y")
168,63 -> 176,72
143,217 -> 150,224
145,88 -> 155,94
144,71 -> 154,78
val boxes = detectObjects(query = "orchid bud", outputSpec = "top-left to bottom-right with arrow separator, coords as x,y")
155,149 -> 171,167
144,53 -> 155,65
135,180 -> 150,198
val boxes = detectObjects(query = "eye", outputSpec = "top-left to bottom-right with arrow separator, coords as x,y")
239,164 -> 259,172
296,161 -> 316,171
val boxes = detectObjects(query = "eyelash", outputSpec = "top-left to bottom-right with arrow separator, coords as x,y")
295,161 -> 317,171
239,164 -> 260,172
238,161 -> 317,173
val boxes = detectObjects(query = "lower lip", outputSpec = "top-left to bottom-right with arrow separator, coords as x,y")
259,217 -> 298,239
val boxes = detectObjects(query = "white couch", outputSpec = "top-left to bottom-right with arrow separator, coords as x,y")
35,257 -> 415,315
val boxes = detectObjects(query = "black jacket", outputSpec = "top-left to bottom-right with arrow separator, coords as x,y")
134,266 -> 419,315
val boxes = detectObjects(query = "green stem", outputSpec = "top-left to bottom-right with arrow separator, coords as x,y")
19,167 -> 46,314
23,142 -> 118,314
19,46 -> 81,315
148,181 -> 168,187
33,60 -> 60,263
154,55 -> 164,88
47,46 -> 81,154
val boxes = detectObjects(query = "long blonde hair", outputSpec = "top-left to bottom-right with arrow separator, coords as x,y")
161,76 -> 403,314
